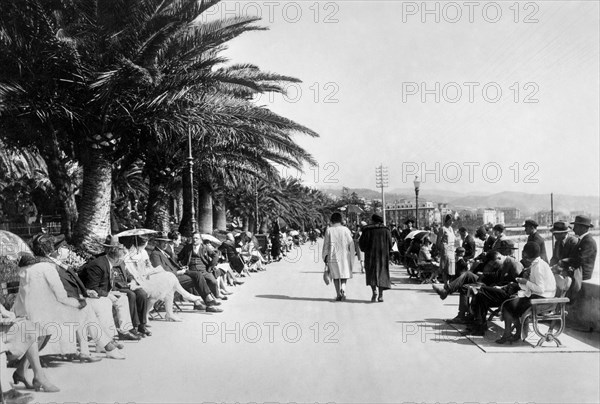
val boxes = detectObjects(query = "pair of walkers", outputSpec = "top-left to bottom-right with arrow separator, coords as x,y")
322,213 -> 392,302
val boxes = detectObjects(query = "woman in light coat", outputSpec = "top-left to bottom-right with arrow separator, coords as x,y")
322,212 -> 355,301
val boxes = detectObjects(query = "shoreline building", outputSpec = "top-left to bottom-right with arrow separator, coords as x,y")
385,199 -> 441,227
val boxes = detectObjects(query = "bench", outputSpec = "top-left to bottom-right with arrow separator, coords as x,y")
519,274 -> 571,347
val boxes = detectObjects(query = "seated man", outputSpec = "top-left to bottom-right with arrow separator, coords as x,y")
455,247 -> 469,277
149,232 -> 223,313
469,225 -> 496,273
433,251 -> 522,323
53,253 -> 126,359
458,227 -> 476,261
79,236 -> 146,339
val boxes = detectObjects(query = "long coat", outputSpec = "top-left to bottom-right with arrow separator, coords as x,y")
322,223 -> 355,279
13,261 -> 81,356
359,223 -> 393,289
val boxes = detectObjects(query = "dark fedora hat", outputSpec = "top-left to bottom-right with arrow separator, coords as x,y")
492,223 -> 505,232
475,226 -> 487,238
372,213 -> 384,223
571,215 -> 594,228
153,231 -> 171,241
550,221 -> 570,233
523,219 -> 538,228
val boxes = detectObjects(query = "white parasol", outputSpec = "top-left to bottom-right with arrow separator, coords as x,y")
201,234 -> 222,246
404,230 -> 429,240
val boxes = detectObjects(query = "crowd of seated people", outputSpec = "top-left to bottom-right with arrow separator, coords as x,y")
426,215 -> 597,344
1,227 -> 274,403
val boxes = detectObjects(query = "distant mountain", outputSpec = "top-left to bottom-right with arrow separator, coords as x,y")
319,187 -> 600,216
449,192 -> 600,215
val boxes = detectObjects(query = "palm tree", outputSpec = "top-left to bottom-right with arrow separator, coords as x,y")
0,0 -> 85,238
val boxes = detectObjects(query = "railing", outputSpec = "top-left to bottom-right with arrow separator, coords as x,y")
0,215 -> 62,238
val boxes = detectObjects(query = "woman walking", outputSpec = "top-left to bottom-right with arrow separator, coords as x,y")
359,214 -> 393,302
322,212 -> 355,301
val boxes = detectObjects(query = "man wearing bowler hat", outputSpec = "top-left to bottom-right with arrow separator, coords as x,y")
549,221 -> 579,270
523,219 -> 548,263
569,215 -> 597,281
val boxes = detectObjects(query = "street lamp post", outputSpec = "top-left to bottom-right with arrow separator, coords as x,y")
187,126 -> 197,233
413,176 -> 421,229
375,164 -> 389,225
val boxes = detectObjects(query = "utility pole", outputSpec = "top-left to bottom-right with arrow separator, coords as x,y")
375,165 -> 389,225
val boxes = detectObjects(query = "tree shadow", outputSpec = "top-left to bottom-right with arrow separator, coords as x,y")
255,294 -> 372,304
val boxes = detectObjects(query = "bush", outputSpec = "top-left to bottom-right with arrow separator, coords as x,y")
0,256 -> 20,284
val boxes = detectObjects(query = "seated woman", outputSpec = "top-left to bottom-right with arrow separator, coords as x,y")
121,235 -> 203,322
2,303 -> 58,396
219,233 -> 249,278
15,234 -> 122,364
496,242 -> 556,344
418,237 -> 440,284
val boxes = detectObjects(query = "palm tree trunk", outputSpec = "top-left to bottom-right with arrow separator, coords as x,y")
145,173 -> 171,232
213,197 -> 227,231
197,181 -> 213,234
73,150 -> 112,254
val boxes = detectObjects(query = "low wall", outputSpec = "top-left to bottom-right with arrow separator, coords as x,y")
567,280 -> 600,333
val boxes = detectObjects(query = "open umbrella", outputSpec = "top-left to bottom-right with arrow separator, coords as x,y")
0,230 -> 32,260
289,230 -> 299,236
115,228 -> 158,237
404,230 -> 429,240
201,234 -> 222,246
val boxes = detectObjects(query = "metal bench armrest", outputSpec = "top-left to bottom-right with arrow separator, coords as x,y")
531,297 -> 569,305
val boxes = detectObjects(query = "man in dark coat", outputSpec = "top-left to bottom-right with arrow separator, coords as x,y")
149,233 -> 222,312
433,251 -> 522,325
523,219 -> 548,263
569,215 -> 597,281
458,227 -> 476,261
548,221 -> 579,268
359,214 -> 393,302
79,236 -> 149,338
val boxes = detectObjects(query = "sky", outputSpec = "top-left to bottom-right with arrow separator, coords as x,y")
218,0 -> 600,197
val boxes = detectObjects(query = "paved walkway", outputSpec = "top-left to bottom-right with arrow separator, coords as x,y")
23,240 -> 600,403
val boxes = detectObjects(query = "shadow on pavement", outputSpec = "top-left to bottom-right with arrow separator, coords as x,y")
255,294 -> 372,304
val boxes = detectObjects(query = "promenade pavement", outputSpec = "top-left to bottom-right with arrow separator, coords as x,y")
23,240 -> 600,404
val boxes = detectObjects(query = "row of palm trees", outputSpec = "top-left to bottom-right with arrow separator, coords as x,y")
0,0 -> 331,253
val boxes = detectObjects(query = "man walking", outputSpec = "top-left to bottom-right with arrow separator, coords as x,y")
359,214 -> 393,302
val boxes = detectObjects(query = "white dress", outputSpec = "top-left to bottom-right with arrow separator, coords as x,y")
124,248 -> 200,303
12,261 -> 80,356
322,223 -> 355,279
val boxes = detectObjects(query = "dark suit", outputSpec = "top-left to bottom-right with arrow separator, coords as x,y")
462,234 -> 476,261
80,255 -> 148,328
570,233 -> 597,281
550,234 -> 579,267
149,246 -> 212,301
527,231 -> 548,263
177,244 -> 219,296
58,266 -> 88,299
